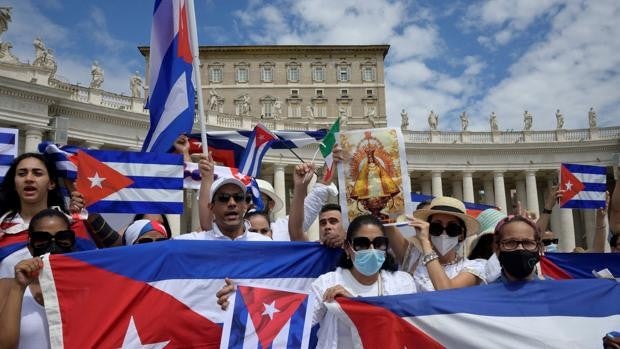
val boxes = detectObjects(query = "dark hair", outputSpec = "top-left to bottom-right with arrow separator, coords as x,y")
0,153 -> 66,219
611,233 -> 620,248
133,214 -> 172,238
416,200 -> 431,210
338,214 -> 398,272
28,208 -> 71,235
468,234 -> 495,260
244,209 -> 270,223
320,203 -> 341,214
493,215 -> 542,244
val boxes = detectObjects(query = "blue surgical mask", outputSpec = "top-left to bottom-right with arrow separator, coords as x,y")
352,249 -> 386,276
545,244 -> 558,253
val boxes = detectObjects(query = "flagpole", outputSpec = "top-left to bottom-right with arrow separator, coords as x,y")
186,0 -> 208,154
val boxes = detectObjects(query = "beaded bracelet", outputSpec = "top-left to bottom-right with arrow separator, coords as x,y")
422,251 -> 439,266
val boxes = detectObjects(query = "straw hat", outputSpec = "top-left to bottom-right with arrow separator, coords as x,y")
412,196 -> 480,236
255,178 -> 284,213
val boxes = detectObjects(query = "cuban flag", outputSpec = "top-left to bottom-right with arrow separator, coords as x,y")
0,127 -> 18,185
540,252 -> 620,280
40,241 -> 341,348
329,279 -> 620,349
238,124 -> 279,177
187,129 -> 327,168
411,193 -> 496,218
39,143 -> 184,214
559,163 -> 607,209
142,0 -> 195,153
220,284 -> 315,349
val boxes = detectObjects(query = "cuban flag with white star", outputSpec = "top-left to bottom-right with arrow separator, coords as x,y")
220,284 -> 315,349
39,240 -> 341,348
559,163 -> 607,209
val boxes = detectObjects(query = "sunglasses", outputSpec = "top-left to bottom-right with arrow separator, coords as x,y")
542,238 -> 559,246
215,192 -> 251,204
135,237 -> 168,244
350,236 -> 388,251
30,230 -> 76,249
429,222 -> 463,237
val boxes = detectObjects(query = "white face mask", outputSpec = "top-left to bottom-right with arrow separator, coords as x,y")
431,234 -> 459,256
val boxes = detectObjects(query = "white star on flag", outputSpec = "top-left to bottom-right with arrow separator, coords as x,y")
88,172 -> 106,188
564,180 -> 573,191
261,301 -> 280,320
119,316 -> 170,348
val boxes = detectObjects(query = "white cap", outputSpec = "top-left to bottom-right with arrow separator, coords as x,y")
209,177 -> 247,202
255,178 -> 284,213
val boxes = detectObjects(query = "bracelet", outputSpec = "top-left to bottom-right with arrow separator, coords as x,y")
422,251 -> 439,266
542,208 -> 553,214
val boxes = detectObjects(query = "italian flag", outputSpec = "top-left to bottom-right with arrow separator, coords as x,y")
319,118 -> 340,182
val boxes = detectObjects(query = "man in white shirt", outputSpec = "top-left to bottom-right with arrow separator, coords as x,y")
176,177 -> 270,241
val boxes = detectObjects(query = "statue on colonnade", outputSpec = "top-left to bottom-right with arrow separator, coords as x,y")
523,110 -> 533,131
90,60 -> 104,89
428,110 -> 438,131
460,111 -> 469,131
400,109 -> 409,129
555,109 -> 564,129
490,112 -> 499,131
588,107 -> 597,128
130,71 -> 143,98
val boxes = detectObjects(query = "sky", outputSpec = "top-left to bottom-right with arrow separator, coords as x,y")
2,0 -> 619,131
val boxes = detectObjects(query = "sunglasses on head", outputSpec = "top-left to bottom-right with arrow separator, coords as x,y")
135,237 -> 168,244
215,192 -> 251,204
350,236 -> 388,251
542,238 -> 559,246
30,230 -> 76,249
429,222 -> 463,237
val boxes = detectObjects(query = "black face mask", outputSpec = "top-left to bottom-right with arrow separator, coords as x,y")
498,250 -> 540,280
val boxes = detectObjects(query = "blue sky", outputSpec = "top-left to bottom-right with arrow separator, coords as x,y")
3,0 -> 619,131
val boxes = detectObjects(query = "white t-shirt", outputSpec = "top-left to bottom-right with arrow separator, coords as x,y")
311,267 -> 416,348
18,286 -> 50,349
174,222 -> 271,241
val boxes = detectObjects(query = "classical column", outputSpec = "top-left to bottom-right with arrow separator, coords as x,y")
525,170 -> 540,216
515,179 -> 527,207
451,178 -> 463,201
431,170 -> 443,197
559,208 -> 576,252
24,128 -> 44,153
306,174 -> 320,242
273,163 -> 287,220
483,178 -> 495,205
421,179 -> 432,196
462,171 -> 475,203
493,171 -> 507,213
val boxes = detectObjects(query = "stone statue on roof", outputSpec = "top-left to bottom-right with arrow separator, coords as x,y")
400,109 -> 409,129
588,107 -> 597,128
490,112 -> 499,131
523,110 -> 533,131
428,110 -> 438,131
555,109 -> 564,130
460,111 -> 469,131
90,61 -> 104,89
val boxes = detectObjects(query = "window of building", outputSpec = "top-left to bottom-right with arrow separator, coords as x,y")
261,66 -> 273,82
288,103 -> 301,118
236,67 -> 249,83
262,101 -> 273,118
340,89 -> 349,96
290,89 -> 299,97
362,66 -> 376,82
316,89 -> 324,96
209,67 -> 223,83
287,66 -> 300,82
338,66 -> 350,82
366,89 -> 374,96
313,66 -> 325,82
314,103 -> 327,118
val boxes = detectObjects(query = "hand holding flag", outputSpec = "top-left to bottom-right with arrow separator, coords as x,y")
319,118 -> 340,182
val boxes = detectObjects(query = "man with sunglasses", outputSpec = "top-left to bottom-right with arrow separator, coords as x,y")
176,177 -> 270,241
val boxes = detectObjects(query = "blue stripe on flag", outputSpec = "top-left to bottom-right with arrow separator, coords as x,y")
0,133 -> 15,144
358,279 -> 620,318
87,150 -> 183,165
560,199 -> 606,209
0,242 -> 27,261
88,200 -> 184,214
287,297 -> 308,348
563,163 -> 607,175
0,154 -> 14,165
229,291 -> 249,349
67,241 -> 341,282
544,252 -> 620,279
582,182 -> 607,192
126,177 -> 184,189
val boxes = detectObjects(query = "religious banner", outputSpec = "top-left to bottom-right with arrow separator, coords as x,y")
337,127 -> 413,227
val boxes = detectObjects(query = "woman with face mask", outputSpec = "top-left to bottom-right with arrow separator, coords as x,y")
492,215 -> 544,282
0,208 -> 77,349
396,197 -> 486,292
311,214 -> 416,348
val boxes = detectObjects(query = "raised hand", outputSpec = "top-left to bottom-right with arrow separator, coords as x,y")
216,278 -> 235,311
323,284 -> 353,302
14,258 -> 44,288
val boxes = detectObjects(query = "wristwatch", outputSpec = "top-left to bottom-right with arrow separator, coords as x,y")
542,208 -> 553,214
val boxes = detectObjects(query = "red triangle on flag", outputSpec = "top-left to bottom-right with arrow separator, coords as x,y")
75,151 -> 134,207
176,2 -> 192,64
559,164 -> 585,207
239,285 -> 307,349
254,125 -> 277,147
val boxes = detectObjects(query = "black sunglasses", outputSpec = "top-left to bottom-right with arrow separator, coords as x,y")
542,238 -> 559,246
351,236 -> 388,251
30,230 -> 76,249
135,237 -> 168,244
215,192 -> 251,204
429,222 -> 464,237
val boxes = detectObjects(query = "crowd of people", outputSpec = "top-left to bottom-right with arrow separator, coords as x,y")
0,136 -> 619,348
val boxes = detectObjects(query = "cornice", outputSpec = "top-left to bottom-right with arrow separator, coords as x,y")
139,44 -> 391,58
51,103 -> 149,128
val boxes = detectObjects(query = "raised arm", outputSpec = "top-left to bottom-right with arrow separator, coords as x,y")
288,163 -> 315,241
198,153 -> 215,231
610,168 -> 620,234
591,192 -> 610,252
537,185 -> 562,233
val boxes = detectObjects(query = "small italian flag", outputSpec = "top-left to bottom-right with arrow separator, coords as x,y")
319,117 -> 340,182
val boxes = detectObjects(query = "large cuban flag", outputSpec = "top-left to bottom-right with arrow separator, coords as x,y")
540,252 -> 620,280
0,127 -> 18,185
559,163 -> 607,209
40,241 -> 341,348
142,0 -> 195,153
329,279 -> 620,349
